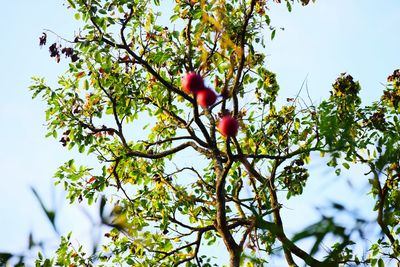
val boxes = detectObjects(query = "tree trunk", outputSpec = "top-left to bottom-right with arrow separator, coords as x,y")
213,157 -> 242,267
229,248 -> 241,267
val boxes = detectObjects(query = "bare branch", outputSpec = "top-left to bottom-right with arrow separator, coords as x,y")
124,141 -> 197,159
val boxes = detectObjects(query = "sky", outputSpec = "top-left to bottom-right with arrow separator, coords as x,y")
1,0 -> 400,265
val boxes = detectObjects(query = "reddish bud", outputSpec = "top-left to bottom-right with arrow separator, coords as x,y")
181,72 -> 204,94
196,88 -> 217,108
218,115 -> 239,138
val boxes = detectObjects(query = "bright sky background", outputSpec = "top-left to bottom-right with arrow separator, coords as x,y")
1,0 -> 400,265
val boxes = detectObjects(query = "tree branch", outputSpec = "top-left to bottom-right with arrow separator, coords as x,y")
124,141 -> 197,159
86,4 -> 193,103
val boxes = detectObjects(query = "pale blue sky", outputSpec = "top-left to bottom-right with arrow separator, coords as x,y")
1,0 -> 399,265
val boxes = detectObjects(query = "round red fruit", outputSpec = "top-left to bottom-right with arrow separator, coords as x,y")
196,88 -> 217,108
182,72 -> 204,94
218,115 -> 239,138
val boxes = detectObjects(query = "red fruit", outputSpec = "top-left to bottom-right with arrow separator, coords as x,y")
182,72 -> 204,94
196,88 -> 217,108
218,115 -> 239,138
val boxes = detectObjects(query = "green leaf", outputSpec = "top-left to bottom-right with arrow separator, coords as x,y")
170,14 -> 179,22
265,15 -> 271,25
67,0 -> 76,9
74,13 -> 80,20
43,259 -> 53,267
84,80 -> 89,90
31,187 -> 58,234
99,195 -> 106,221
0,253 -> 12,265
271,29 -> 276,40
342,162 -> 350,169
378,258 -> 384,267
287,2 -> 292,12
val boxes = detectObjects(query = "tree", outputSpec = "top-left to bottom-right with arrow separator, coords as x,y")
29,0 -> 400,266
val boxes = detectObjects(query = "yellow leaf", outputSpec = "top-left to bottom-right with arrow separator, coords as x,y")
75,71 -> 85,79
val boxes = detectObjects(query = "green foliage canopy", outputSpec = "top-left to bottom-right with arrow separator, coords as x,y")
29,0 -> 399,266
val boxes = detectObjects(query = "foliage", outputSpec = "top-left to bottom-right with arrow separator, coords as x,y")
26,0 -> 400,266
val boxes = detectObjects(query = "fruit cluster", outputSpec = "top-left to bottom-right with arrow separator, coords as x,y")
181,72 -> 239,138
182,72 -> 218,108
